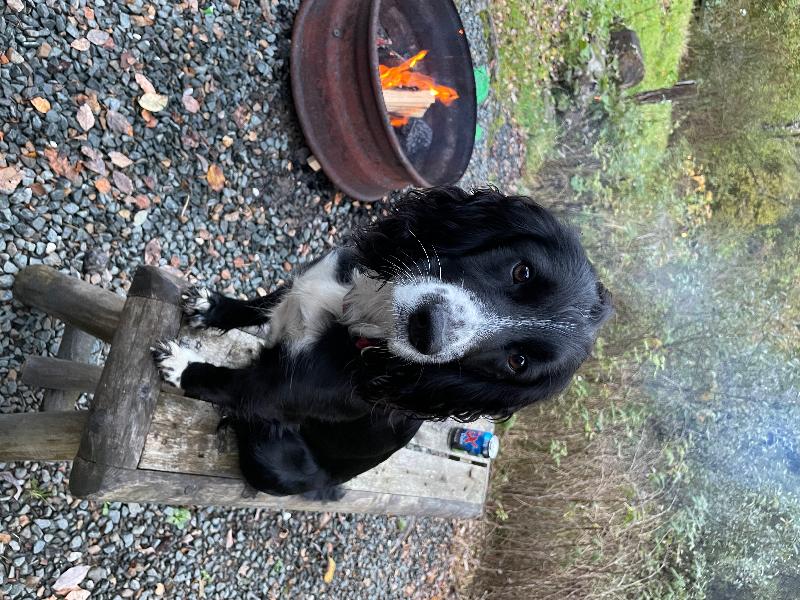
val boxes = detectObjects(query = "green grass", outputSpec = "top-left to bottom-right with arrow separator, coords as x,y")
487,0 -> 692,178
620,1 -> 694,92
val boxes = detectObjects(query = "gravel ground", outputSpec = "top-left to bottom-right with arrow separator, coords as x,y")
0,0 -> 523,598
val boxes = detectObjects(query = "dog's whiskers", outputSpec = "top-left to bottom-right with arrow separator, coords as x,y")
408,228 -> 433,278
430,243 -> 443,281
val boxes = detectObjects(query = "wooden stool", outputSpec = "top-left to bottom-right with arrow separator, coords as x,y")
0,265 -> 492,517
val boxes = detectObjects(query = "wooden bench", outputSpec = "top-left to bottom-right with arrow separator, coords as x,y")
0,265 -> 492,518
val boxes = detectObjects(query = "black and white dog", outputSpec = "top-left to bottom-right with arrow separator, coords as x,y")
153,187 -> 612,499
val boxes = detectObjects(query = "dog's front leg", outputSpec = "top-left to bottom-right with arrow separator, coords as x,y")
182,285 -> 288,332
152,340 -> 240,408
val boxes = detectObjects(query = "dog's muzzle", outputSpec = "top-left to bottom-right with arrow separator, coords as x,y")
391,279 -> 487,363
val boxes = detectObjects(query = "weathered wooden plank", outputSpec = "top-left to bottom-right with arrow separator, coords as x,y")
0,396 -> 489,515
13,265 -> 125,343
41,325 -> 97,411
138,396 -> 488,505
70,267 -> 186,497
70,456 -> 483,518
22,356 -> 103,395
0,412 -> 87,461
139,393 -> 240,476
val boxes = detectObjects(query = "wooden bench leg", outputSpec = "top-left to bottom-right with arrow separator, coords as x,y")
41,325 -> 96,411
69,266 -> 186,499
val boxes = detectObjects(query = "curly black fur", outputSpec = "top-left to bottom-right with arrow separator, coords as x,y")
158,186 -> 613,499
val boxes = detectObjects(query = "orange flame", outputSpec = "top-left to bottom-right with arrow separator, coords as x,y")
380,50 -> 459,127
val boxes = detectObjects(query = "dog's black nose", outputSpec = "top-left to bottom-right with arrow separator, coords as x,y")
407,305 -> 443,355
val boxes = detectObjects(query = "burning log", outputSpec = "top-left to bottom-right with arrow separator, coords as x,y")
379,50 -> 459,128
382,89 -> 436,120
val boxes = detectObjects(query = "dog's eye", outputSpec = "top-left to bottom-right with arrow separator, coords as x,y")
507,354 -> 527,372
512,262 -> 530,283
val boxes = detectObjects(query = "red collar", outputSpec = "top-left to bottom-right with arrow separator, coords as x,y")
355,337 -> 380,350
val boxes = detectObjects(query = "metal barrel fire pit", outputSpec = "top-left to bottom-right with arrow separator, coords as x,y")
291,0 -> 477,201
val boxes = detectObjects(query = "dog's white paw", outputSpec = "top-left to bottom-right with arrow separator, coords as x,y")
181,285 -> 215,329
151,339 -> 204,387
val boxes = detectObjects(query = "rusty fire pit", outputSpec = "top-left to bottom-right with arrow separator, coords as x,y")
291,0 -> 477,201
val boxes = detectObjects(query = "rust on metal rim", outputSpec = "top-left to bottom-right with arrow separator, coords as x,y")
290,0 -> 477,201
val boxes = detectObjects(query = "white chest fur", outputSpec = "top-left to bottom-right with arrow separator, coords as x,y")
265,251 -> 393,353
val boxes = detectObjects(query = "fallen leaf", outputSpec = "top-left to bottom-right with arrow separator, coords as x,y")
53,565 -> 91,594
76,104 -> 94,131
0,166 -> 22,194
108,151 -> 133,168
120,51 -> 136,70
43,147 -> 81,182
80,145 -> 102,161
182,92 -> 200,113
323,557 -> 336,584
87,29 -> 110,45
95,177 -> 111,194
106,110 -> 134,136
30,182 -> 47,196
70,38 -> 90,52
206,164 -> 225,191
74,90 -> 101,113
134,73 -> 156,94
31,97 -> 51,113
65,591 -> 90,600
84,157 -> 106,175
113,171 -> 134,195
141,109 -> 157,128
144,238 -> 161,266
138,93 -> 168,112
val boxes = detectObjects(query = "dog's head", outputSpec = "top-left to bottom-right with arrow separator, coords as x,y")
353,186 -> 612,420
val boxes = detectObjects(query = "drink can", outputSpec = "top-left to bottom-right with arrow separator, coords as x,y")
449,427 -> 499,459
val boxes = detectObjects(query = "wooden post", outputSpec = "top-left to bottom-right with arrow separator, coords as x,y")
13,266 -> 125,343
69,266 -> 186,498
41,326 -> 96,411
